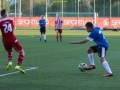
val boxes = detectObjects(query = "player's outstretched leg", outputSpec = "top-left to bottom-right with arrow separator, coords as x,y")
40,32 -> 42,41
60,33 -> 62,42
40,38 -> 42,41
44,32 -> 46,42
15,65 -> 25,74
56,30 -> 58,42
6,53 -> 13,71
6,62 -> 12,71
15,49 -> 25,74
102,60 -> 113,77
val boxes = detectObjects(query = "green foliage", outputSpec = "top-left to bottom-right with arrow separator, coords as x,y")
33,3 -> 46,16
10,4 -> 14,11
33,0 -> 44,3
112,1 -> 120,17
1,0 -> 10,12
79,0 -> 92,12
65,0 -> 77,12
8,0 -> 120,17
21,0 -> 30,15
90,0 -> 119,17
49,2 -> 61,12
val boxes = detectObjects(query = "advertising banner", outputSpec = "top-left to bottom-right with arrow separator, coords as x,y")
10,17 -> 120,28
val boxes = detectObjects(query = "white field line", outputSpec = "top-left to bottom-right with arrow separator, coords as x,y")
0,67 -> 38,77
17,36 -> 34,38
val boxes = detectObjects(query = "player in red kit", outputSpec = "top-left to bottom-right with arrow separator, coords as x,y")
55,14 -> 63,42
0,9 -> 25,74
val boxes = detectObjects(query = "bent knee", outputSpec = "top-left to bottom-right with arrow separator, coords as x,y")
87,48 -> 93,53
100,57 -> 105,63
19,49 -> 25,56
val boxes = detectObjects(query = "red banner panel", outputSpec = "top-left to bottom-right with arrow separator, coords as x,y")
10,17 -> 120,28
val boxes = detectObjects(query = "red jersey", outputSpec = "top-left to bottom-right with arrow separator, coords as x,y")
55,18 -> 63,29
0,18 -> 16,43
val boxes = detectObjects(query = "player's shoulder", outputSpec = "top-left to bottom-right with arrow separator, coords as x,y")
0,18 -> 13,22
94,27 -> 103,30
93,27 -> 100,29
92,27 -> 101,32
90,27 -> 99,34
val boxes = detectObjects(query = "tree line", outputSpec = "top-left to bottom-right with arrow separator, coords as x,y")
1,0 -> 120,17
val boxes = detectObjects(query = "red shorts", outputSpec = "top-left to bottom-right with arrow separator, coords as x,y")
3,39 -> 23,53
56,29 -> 62,33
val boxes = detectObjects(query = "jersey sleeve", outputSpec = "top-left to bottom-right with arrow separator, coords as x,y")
100,28 -> 103,30
86,32 -> 96,41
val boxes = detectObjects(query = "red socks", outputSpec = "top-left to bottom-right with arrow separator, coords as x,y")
56,36 -> 58,41
8,53 -> 12,62
8,52 -> 24,66
60,35 -> 62,40
17,54 -> 24,66
56,35 -> 62,41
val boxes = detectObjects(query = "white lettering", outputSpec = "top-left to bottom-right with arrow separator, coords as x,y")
17,19 -> 40,25
17,19 -> 22,24
63,20 -> 94,25
111,20 -> 120,25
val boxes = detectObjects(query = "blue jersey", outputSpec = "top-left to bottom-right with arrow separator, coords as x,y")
39,19 -> 46,28
86,27 -> 109,49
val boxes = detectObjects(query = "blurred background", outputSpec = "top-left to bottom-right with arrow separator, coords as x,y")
1,0 -> 120,30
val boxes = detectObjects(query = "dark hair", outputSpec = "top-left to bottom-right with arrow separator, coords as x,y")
85,22 -> 94,28
1,9 -> 7,17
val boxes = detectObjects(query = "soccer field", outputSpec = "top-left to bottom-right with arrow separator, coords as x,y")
0,30 -> 120,90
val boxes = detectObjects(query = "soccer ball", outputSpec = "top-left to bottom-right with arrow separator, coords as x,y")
78,63 -> 87,72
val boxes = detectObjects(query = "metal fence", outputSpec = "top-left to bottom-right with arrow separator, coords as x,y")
1,0 -> 120,30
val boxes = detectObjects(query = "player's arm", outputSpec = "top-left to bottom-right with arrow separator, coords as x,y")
102,27 -> 118,31
39,20 -> 44,25
69,39 -> 89,44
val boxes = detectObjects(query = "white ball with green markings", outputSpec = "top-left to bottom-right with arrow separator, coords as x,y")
79,63 -> 87,72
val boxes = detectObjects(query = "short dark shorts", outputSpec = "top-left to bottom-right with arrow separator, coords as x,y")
56,29 -> 62,33
90,45 -> 107,57
40,27 -> 46,33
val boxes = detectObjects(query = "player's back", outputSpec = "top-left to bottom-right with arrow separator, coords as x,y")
92,27 -> 109,49
0,18 -> 16,43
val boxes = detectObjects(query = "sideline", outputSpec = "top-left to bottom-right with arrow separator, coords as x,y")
0,67 -> 38,77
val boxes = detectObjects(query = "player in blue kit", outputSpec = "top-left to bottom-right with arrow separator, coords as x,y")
69,22 -> 117,77
39,15 -> 46,42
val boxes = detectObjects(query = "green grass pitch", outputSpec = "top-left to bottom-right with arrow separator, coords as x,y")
0,30 -> 120,90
